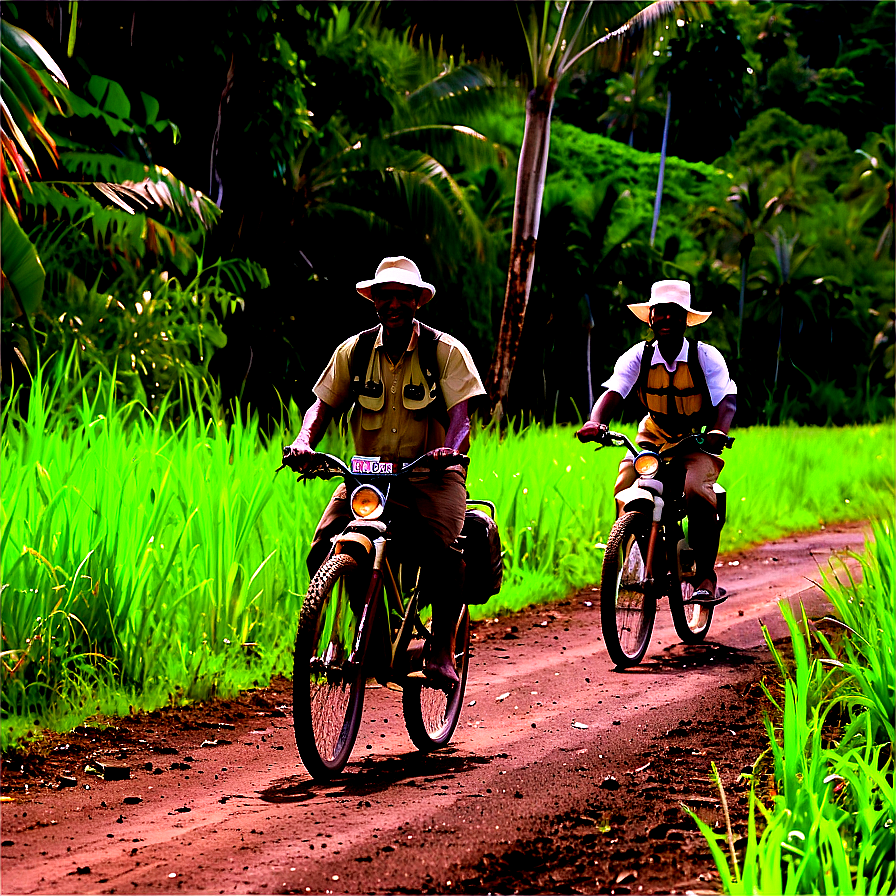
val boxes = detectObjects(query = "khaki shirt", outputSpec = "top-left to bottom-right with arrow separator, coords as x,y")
313,321 -> 486,463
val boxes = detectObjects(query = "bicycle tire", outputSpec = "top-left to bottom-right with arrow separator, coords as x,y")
600,512 -> 657,668
668,543 -> 715,644
293,553 -> 366,779
402,606 -> 471,750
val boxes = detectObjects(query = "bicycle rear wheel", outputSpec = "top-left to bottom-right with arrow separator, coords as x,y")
668,545 -> 715,644
403,606 -> 471,750
600,512 -> 657,668
293,553 -> 366,779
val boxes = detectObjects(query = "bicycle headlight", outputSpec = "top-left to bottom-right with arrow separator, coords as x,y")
350,485 -> 385,520
633,451 -> 661,477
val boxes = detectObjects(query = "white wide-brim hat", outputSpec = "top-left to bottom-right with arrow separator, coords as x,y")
628,279 -> 711,327
356,256 -> 435,307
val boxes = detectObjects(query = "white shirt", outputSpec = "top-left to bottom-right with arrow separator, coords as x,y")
602,340 -> 737,407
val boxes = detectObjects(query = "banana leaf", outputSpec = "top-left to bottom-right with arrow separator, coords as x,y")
0,203 -> 45,314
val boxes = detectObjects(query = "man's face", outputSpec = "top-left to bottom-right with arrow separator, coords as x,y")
372,284 -> 419,333
649,303 -> 688,339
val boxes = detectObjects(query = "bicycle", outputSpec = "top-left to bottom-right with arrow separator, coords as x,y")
280,450 -> 485,780
594,430 -> 734,668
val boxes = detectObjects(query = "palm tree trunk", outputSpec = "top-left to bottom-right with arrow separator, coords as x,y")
584,292 -> 594,412
736,237 -> 753,359
486,80 -> 557,420
649,90 -> 671,247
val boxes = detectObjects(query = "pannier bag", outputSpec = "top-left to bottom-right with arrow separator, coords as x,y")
461,509 -> 504,604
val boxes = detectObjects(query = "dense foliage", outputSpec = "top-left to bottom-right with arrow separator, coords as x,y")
1,1 -> 892,427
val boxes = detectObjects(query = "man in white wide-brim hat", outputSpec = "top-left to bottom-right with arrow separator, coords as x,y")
576,280 -> 737,604
286,256 -> 487,687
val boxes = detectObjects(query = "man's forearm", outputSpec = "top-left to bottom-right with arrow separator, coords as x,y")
443,400 -> 471,453
708,395 -> 736,434
291,399 -> 333,450
589,390 -> 624,425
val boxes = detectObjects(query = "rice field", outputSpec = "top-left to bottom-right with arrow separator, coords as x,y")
693,521 -> 895,894
1,361 -> 893,743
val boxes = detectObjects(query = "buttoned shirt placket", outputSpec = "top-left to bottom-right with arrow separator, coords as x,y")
383,349 -> 403,440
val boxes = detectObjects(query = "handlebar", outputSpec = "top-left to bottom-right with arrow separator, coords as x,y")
278,449 -> 470,480
589,430 -> 734,456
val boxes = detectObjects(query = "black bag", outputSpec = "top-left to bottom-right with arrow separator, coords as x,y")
461,509 -> 503,604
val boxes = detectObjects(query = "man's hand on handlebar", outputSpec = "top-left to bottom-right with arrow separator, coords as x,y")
575,421 -> 611,445
696,431 -> 731,455
424,447 -> 470,468
283,441 -> 317,472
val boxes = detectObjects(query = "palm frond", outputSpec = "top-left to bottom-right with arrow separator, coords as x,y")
23,180 -> 204,273
384,124 -> 508,172
560,0 -> 709,76
0,30 -> 64,193
0,21 -> 68,88
407,63 -> 496,113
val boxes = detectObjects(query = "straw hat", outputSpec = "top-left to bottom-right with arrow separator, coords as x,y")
627,280 -> 711,327
355,256 -> 435,307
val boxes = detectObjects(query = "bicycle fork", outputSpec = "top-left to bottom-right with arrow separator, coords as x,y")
643,494 -> 665,590
347,537 -> 387,667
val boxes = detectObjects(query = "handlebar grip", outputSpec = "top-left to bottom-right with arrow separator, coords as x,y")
428,452 -> 470,469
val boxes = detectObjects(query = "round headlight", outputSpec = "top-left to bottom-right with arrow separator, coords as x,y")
350,485 -> 385,519
633,451 -> 660,477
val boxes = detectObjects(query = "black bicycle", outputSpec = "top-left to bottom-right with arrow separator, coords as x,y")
595,431 -> 733,668
280,450 -> 483,780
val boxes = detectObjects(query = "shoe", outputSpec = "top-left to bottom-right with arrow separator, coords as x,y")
422,658 -> 460,691
683,586 -> 728,606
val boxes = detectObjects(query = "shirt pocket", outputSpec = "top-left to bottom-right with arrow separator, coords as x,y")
359,408 -> 384,431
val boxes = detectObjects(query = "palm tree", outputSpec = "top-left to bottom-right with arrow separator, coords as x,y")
1,21 -> 220,369
598,65 -> 666,148
485,0 -> 709,420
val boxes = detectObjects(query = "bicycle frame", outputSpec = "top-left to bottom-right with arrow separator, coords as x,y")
289,452 -> 463,684
595,429 -> 734,667
602,431 -> 732,597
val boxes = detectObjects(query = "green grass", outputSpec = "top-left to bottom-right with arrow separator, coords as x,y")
1,360 -> 894,745
691,521 -> 895,894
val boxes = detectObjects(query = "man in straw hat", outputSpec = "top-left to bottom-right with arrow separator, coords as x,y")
576,280 -> 737,604
286,256 -> 486,687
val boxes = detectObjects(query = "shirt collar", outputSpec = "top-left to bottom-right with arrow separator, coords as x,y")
650,338 -> 690,373
373,319 -> 419,353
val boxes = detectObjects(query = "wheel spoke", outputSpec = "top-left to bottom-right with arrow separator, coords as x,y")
294,553 -> 365,778
601,513 -> 656,667
403,608 -> 470,750
669,548 -> 714,643
308,676 -> 354,762
616,535 -> 650,655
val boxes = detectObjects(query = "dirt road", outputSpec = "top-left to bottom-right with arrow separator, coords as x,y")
1,522 -> 868,895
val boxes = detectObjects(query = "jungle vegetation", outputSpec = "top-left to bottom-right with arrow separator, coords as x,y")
1,0 -> 893,428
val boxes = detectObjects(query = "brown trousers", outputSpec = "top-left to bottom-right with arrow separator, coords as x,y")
615,451 -> 724,507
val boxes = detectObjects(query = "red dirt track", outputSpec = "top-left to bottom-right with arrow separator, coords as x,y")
1,522 -> 868,895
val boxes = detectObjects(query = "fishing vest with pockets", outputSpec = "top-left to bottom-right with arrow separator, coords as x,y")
347,323 -> 449,430
635,338 -> 712,438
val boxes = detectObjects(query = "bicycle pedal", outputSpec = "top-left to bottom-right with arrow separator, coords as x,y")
682,587 -> 728,607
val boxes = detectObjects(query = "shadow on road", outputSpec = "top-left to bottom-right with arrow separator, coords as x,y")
258,748 -> 495,803
613,641 -> 762,674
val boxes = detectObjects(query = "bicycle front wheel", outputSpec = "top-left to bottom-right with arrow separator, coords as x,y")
293,553 -> 366,780
600,512 -> 657,668
403,606 -> 471,750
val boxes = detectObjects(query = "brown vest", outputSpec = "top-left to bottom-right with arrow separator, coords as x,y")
635,339 -> 712,439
